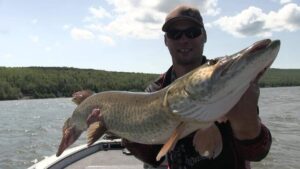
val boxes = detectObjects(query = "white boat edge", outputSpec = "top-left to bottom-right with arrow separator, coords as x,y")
28,139 -> 123,169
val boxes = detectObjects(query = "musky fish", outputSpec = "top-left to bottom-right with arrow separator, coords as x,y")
56,39 -> 280,161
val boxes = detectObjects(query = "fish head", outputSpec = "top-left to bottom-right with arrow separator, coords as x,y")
207,39 -> 280,98
56,117 -> 83,157
182,39 -> 280,121
213,39 -> 280,83
56,94 -> 104,156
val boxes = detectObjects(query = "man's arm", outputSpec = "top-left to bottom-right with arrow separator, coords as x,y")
227,83 -> 261,140
226,82 -> 272,161
233,123 -> 272,161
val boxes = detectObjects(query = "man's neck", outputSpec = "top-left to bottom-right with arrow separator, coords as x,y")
173,60 -> 203,78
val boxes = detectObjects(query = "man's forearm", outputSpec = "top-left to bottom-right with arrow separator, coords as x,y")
227,83 -> 262,140
230,112 -> 262,140
234,123 -> 272,161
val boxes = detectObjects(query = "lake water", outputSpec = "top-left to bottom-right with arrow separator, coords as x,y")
0,87 -> 299,169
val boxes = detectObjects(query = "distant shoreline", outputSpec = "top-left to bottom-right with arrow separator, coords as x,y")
1,67 -> 300,101
1,85 -> 299,102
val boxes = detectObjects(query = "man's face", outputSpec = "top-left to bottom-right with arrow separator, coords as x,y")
165,20 -> 206,66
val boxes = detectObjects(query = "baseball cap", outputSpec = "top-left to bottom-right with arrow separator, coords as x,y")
162,5 -> 204,32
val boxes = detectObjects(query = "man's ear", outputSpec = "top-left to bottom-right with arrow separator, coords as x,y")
202,28 -> 207,43
164,34 -> 168,46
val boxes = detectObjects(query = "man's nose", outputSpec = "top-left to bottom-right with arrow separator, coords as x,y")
178,34 -> 189,43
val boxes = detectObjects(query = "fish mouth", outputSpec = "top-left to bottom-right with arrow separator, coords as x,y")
243,39 -> 280,63
56,126 -> 82,157
245,39 -> 280,71
215,39 -> 280,77
246,39 -> 271,54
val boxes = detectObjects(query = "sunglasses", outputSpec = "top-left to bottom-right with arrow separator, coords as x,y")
166,27 -> 202,40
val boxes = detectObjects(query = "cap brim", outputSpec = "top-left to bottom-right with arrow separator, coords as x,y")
162,17 -> 203,32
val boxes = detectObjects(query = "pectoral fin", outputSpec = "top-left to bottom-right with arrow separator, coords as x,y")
87,121 -> 107,146
156,122 -> 186,161
86,108 -> 100,126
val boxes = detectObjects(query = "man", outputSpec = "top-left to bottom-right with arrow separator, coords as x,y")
123,4 -> 272,169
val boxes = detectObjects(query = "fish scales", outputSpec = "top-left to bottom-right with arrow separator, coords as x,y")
82,90 -> 185,144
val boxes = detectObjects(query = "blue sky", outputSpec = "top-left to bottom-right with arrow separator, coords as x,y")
0,0 -> 299,73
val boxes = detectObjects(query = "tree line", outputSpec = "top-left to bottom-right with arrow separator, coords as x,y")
0,67 -> 299,100
259,68 -> 300,87
0,67 -> 157,100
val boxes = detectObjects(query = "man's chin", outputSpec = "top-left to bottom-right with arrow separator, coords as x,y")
177,56 -> 201,66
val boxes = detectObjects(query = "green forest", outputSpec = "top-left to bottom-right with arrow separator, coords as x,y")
0,67 -> 299,100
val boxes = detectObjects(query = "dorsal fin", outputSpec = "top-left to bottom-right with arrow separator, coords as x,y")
72,90 -> 93,105
156,122 -> 186,161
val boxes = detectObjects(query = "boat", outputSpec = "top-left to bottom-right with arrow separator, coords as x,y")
28,137 -> 168,169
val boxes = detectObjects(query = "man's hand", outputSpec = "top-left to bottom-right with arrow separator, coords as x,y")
226,82 -> 261,140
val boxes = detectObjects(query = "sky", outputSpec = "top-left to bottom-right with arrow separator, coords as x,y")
0,0 -> 300,73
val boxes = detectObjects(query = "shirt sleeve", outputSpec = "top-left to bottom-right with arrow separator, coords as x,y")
234,123 -> 272,161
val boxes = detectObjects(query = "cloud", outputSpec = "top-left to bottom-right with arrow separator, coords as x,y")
266,3 -> 300,31
280,0 -> 292,4
85,23 -> 106,32
84,6 -> 113,23
29,35 -> 40,43
156,0 -> 220,16
106,0 -> 220,38
213,3 -> 300,37
63,24 -> 71,30
69,0 -> 221,40
105,8 -> 164,39
89,6 -> 112,19
70,27 -> 115,46
98,35 -> 115,46
270,0 -> 293,5
70,27 -> 95,40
